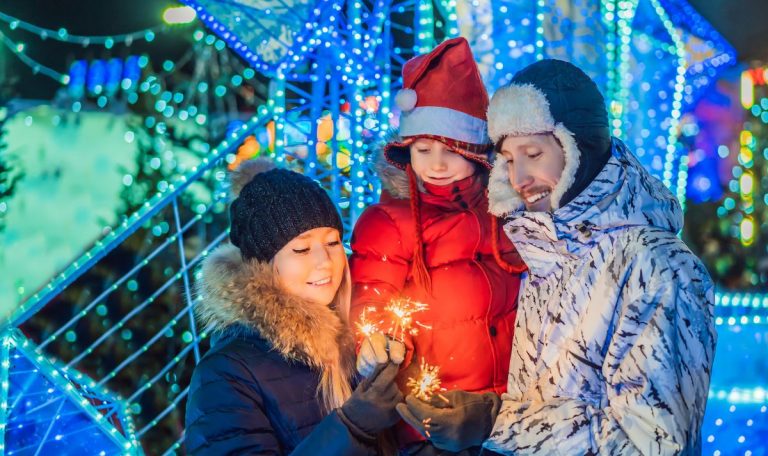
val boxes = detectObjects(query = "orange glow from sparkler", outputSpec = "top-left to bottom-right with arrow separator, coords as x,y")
384,298 -> 428,341
355,306 -> 382,338
407,357 -> 444,401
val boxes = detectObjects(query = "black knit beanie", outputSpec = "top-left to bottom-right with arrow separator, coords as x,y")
229,158 -> 343,262
509,59 -> 612,206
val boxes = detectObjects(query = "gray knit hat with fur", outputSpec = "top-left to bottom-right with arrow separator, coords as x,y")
229,159 -> 343,262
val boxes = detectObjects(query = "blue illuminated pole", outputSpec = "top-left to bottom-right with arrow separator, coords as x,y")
272,67 -> 287,164
414,0 -> 435,54
172,199 -> 201,364
0,333 -> 9,453
329,68 -> 343,211
308,58 -> 327,180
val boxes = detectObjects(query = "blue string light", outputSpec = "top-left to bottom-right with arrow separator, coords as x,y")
0,30 -> 69,84
0,10 -> 167,46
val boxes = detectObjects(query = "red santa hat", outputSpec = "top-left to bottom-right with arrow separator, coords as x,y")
384,37 -> 492,169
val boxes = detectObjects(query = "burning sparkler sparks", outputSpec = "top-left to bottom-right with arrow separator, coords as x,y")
407,357 -> 447,402
384,298 -> 429,342
355,306 -> 382,338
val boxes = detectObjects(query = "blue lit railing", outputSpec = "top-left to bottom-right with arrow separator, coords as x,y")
3,105 -> 275,454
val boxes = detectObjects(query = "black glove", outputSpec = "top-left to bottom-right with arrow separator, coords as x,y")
338,361 -> 403,441
396,390 -> 501,452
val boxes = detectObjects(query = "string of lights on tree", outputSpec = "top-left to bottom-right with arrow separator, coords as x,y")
700,66 -> 768,289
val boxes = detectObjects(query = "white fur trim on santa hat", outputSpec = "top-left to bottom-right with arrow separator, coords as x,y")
395,88 -> 418,112
486,84 -> 582,215
400,106 -> 489,145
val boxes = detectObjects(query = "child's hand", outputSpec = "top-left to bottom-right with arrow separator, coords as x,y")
356,332 -> 405,376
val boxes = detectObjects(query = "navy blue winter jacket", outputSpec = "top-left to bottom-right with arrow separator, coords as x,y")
184,244 -> 374,455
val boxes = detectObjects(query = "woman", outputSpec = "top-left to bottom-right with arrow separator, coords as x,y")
185,158 -> 403,455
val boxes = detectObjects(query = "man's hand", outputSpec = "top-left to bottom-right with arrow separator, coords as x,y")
396,390 -> 501,451
356,332 -> 405,376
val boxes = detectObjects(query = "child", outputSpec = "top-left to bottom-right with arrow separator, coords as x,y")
349,38 -> 527,455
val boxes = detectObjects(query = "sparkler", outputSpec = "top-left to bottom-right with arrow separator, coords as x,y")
355,306 -> 382,338
384,297 -> 429,342
407,357 -> 447,402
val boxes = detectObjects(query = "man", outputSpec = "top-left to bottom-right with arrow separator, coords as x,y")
396,59 -> 716,455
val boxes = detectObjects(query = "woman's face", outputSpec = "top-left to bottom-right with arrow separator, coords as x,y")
272,227 -> 346,306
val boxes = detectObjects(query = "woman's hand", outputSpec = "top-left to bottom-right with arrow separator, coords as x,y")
356,332 -> 406,376
338,362 -> 404,440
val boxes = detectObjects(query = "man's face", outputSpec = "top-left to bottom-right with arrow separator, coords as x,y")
499,134 -> 566,212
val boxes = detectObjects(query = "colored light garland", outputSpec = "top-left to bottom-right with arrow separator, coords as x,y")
0,9 -> 174,86
648,0 -> 688,208
0,11 -> 166,47
0,30 -> 69,84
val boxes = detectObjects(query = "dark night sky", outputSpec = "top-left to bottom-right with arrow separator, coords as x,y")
2,0 -> 767,99
686,0 -> 768,64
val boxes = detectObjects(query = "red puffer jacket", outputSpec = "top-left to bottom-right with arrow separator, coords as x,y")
350,164 -> 525,446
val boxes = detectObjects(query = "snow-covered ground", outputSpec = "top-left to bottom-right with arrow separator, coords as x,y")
1,105 -> 138,319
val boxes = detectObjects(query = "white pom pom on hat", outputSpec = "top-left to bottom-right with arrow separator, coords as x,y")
395,88 -> 418,112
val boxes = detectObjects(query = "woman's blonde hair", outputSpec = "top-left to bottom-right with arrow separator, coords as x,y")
318,260 -> 354,412
272,253 -> 354,412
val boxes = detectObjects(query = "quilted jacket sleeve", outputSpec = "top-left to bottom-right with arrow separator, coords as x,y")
185,351 -> 283,455
185,351 -> 376,456
349,205 -> 415,361
290,410 -> 376,456
484,247 -> 716,456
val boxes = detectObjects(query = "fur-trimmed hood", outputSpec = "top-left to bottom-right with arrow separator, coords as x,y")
486,60 -> 612,213
195,243 -> 355,376
374,130 -> 412,199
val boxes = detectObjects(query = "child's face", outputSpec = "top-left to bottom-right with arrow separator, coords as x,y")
409,138 -> 476,186
499,133 -> 565,212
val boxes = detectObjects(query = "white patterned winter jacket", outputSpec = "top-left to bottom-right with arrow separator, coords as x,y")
483,139 -> 716,455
